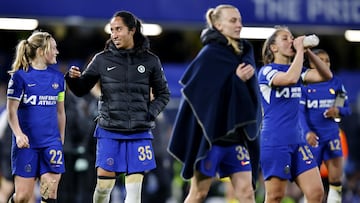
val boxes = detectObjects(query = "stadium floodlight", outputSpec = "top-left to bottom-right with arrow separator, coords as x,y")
240,27 -> 276,39
344,30 -> 360,42
104,23 -> 162,36
0,18 -> 38,30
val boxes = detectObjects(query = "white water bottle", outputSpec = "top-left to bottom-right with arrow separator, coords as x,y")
303,34 -> 319,48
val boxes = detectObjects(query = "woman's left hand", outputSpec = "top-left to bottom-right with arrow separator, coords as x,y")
323,106 -> 340,119
236,63 -> 254,82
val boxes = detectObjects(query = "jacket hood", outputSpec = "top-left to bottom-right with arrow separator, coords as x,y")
200,28 -> 243,53
200,27 -> 228,45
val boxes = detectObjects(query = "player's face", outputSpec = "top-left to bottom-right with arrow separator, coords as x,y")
310,52 -> 331,69
272,30 -> 295,58
44,38 -> 59,65
215,8 -> 242,40
110,16 -> 135,49
317,53 -> 331,68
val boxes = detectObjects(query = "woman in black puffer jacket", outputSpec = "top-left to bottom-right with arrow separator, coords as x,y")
65,10 -> 170,203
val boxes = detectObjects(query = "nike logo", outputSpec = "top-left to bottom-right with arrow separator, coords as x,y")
107,66 -> 116,71
241,161 -> 250,166
27,84 -> 36,87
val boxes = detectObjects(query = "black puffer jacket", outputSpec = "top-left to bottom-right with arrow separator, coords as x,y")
65,39 -> 170,132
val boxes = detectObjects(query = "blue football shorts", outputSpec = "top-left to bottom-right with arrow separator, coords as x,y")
310,136 -> 343,167
197,144 -> 251,178
12,143 -> 65,178
96,137 -> 156,174
261,144 -> 318,181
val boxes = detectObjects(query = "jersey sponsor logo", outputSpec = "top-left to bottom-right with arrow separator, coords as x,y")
23,95 -> 37,105
23,94 -> 58,106
306,99 -> 334,108
137,65 -> 145,73
275,87 -> 301,98
107,66 -> 117,71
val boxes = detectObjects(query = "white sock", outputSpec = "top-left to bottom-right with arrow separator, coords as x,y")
124,174 -> 143,203
327,185 -> 342,203
93,178 -> 116,203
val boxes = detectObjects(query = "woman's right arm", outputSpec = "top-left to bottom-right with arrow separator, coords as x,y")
272,36 -> 305,86
7,99 -> 29,148
65,59 -> 100,97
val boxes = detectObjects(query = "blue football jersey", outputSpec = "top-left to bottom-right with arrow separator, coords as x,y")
300,76 -> 351,142
258,63 -> 306,146
7,67 -> 65,148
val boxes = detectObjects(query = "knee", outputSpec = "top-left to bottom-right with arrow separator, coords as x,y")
193,190 -> 208,202
40,178 -> 58,199
305,186 -> 324,202
93,177 -> 116,203
185,188 -> 209,203
265,190 -> 286,202
125,173 -> 143,184
95,177 -> 116,194
13,193 -> 32,203
234,186 -> 255,201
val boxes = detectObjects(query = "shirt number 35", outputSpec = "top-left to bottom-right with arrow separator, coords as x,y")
138,145 -> 153,161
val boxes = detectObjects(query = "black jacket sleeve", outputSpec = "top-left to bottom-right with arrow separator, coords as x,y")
65,56 -> 100,97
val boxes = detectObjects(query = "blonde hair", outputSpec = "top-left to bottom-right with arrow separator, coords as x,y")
205,4 -> 242,54
262,26 -> 290,65
9,31 -> 53,74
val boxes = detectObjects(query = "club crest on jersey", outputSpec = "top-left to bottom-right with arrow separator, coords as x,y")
137,65 -> 145,73
52,82 -> 59,89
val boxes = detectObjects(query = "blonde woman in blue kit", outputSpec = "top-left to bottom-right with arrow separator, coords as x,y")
7,31 -> 65,203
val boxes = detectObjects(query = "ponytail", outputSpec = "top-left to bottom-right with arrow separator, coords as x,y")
9,31 -> 53,74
